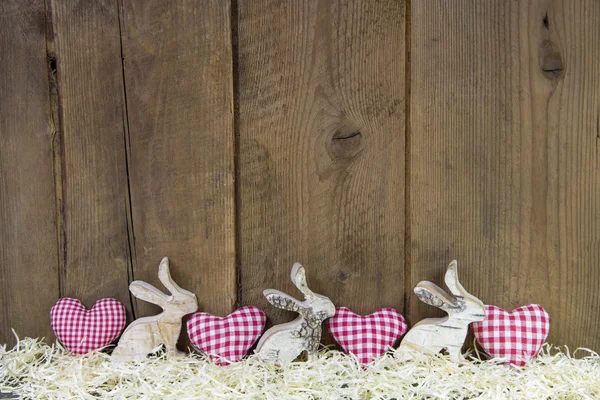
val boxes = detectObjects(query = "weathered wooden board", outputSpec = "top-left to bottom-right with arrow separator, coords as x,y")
119,0 -> 236,319
1,0 -> 599,353
0,0 -> 59,346
409,0 -> 600,350
237,0 -> 406,330
49,0 -> 132,310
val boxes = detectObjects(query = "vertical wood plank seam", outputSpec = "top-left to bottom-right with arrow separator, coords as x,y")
230,0 -> 242,308
403,0 -> 412,324
597,110 -> 599,158
117,0 -> 137,319
45,0 -> 66,299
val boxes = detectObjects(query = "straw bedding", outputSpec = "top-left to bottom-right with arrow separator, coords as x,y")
1,335 -> 599,399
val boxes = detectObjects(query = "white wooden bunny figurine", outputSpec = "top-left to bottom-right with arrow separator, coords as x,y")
112,257 -> 198,361
397,260 -> 485,362
256,262 -> 335,364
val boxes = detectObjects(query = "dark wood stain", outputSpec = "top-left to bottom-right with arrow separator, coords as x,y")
236,0 -> 406,342
119,0 -> 236,350
0,0 -> 59,347
0,0 -> 599,353
47,0 -> 132,316
410,0 -> 600,351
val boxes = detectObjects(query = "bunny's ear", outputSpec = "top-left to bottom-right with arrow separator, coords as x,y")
290,262 -> 315,300
157,257 -> 195,298
130,281 -> 169,308
263,289 -> 302,313
444,260 -> 468,297
414,281 -> 460,312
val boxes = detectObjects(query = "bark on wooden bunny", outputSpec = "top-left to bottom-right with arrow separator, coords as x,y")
112,257 -> 198,361
256,263 -> 335,364
397,260 -> 485,362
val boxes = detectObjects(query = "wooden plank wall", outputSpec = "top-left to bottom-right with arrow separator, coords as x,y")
0,0 -> 58,344
410,0 -> 600,351
120,0 -> 236,323
48,0 -> 132,318
0,0 -> 598,352
237,0 -> 406,331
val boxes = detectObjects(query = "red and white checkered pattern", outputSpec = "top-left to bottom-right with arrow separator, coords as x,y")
187,306 -> 266,365
50,298 -> 126,355
473,304 -> 550,367
328,307 -> 408,364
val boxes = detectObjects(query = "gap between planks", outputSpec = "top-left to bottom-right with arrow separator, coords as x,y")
116,0 -> 138,320
230,0 -> 242,309
44,0 -> 65,300
403,0 -> 412,325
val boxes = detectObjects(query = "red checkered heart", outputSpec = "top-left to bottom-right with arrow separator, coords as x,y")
328,307 -> 408,364
473,304 -> 550,366
50,298 -> 126,355
187,306 -> 266,364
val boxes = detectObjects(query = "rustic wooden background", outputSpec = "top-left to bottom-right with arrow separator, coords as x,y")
1,0 -> 598,352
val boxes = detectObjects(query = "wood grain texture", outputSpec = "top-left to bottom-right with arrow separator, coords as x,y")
398,261 -> 486,362
49,0 -> 132,310
237,0 -> 406,331
410,0 -> 600,350
112,257 -> 198,360
120,0 -> 236,319
0,0 -> 59,346
256,263 -> 335,363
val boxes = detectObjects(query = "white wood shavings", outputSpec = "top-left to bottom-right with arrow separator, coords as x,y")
1,333 -> 599,399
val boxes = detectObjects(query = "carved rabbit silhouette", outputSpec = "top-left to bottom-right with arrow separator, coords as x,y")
112,257 -> 198,361
256,263 -> 335,364
397,260 -> 485,362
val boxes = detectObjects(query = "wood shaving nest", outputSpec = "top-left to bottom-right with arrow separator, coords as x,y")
1,334 -> 598,399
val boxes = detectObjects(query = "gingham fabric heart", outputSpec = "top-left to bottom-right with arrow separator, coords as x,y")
50,298 -> 126,355
328,307 -> 408,364
473,304 -> 550,366
187,306 -> 266,364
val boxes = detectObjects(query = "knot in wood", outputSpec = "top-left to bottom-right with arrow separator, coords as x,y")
337,270 -> 349,282
328,127 -> 364,160
539,40 -> 564,80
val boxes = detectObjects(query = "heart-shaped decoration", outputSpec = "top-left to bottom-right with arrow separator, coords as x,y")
473,304 -> 550,366
187,306 -> 266,364
50,298 -> 126,355
328,307 -> 408,364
